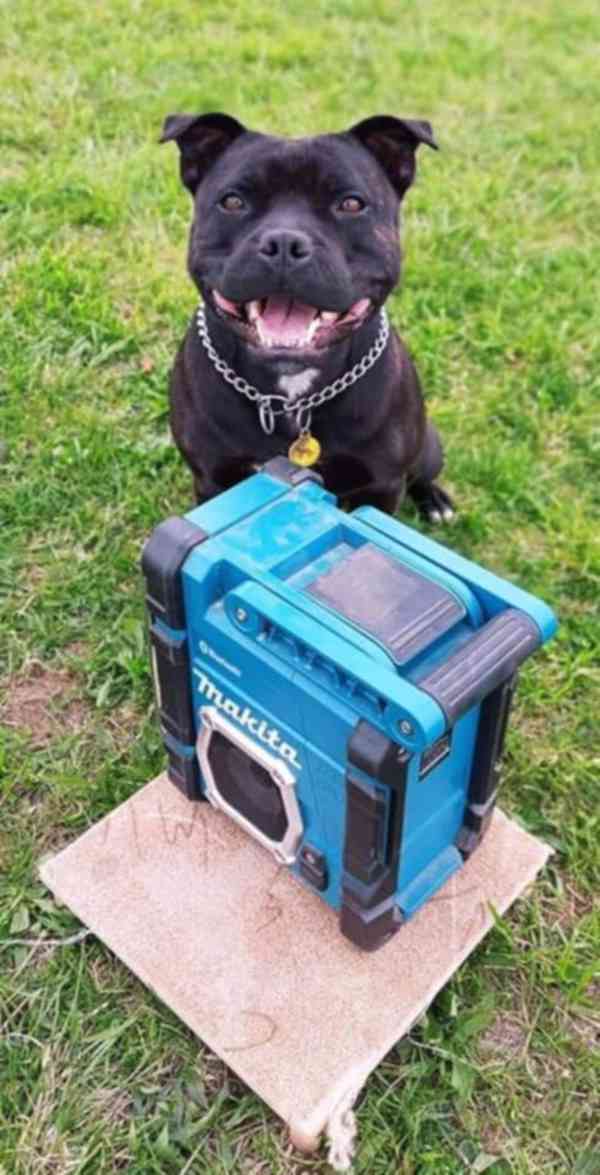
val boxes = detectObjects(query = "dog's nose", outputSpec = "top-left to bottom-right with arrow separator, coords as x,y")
258,229 -> 313,265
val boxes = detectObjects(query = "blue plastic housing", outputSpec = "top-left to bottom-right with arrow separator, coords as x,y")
142,461 -> 557,951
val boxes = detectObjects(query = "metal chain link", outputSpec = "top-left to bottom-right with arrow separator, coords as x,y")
196,304 -> 389,435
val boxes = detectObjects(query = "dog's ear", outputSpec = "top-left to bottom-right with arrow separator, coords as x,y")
348,115 -> 438,199
160,112 -> 247,194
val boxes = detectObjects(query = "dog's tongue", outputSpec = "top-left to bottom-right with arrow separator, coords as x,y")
260,295 -> 317,345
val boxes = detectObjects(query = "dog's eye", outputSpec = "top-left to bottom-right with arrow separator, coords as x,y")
338,196 -> 366,214
219,193 -> 245,212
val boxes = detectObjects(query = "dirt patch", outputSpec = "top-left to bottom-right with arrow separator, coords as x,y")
540,875 -> 595,932
559,981 -> 600,1051
1,660 -> 91,748
477,1120 -> 511,1162
27,564 -> 48,587
63,641 -> 89,660
87,1087 -> 134,1127
480,1013 -> 528,1057
565,1007 -> 599,1050
105,702 -> 141,748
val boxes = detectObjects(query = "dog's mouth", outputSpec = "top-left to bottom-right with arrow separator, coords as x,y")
211,290 -> 372,349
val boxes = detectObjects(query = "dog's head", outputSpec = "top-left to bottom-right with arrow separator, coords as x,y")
161,113 -> 437,357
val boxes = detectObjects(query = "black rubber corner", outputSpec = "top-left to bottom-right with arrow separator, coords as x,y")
348,719 -> 410,788
341,720 -> 410,951
141,516 -> 208,629
456,674 -> 517,859
262,456 -> 324,487
165,745 -> 204,802
149,624 -> 196,745
339,893 -> 403,952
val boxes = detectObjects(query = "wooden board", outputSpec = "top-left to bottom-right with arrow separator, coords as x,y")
40,774 -> 550,1155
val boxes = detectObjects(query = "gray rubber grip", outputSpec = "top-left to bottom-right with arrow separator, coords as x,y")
418,609 -> 540,724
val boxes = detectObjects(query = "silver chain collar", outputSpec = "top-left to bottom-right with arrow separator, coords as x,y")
196,304 -> 389,435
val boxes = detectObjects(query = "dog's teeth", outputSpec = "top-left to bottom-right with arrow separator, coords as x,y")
321,311 -> 338,323
247,301 -> 261,322
306,318 -> 319,343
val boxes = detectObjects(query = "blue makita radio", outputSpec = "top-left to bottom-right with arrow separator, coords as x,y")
141,458 -> 556,951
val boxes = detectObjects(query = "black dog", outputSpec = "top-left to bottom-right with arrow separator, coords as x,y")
161,112 -> 454,521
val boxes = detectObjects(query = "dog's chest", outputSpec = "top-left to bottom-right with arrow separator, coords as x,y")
277,369 -> 320,402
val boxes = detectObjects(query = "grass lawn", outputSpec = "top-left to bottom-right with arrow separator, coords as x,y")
1,0 -> 599,1170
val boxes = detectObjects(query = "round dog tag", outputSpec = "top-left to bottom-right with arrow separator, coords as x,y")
288,431 -> 321,467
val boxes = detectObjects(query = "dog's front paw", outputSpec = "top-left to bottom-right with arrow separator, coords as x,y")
409,481 -> 455,525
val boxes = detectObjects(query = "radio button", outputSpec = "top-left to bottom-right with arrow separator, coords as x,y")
299,845 -> 328,892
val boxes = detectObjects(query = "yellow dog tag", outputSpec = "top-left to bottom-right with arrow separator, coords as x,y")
288,431 -> 321,467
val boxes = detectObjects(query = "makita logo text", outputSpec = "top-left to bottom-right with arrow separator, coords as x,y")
193,669 -> 301,770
